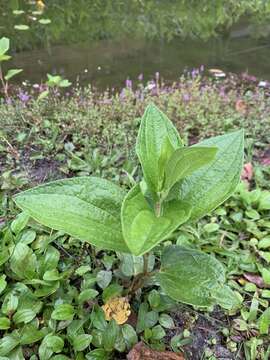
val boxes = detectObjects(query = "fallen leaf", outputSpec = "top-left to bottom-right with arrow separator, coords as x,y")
243,273 -> 267,288
102,297 -> 131,325
241,163 -> 253,183
235,99 -> 247,114
127,342 -> 185,360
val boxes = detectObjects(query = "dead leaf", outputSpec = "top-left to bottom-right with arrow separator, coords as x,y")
241,163 -> 253,184
127,342 -> 185,360
243,273 -> 268,288
235,99 -> 247,114
102,297 -> 131,325
209,68 -> 226,78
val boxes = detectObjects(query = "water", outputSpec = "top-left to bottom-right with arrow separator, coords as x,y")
8,32 -> 270,90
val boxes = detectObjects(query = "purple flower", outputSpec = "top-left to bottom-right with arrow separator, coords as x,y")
138,73 -> 143,81
182,93 -> 190,102
200,65 -> 205,72
18,91 -> 30,103
125,79 -> 132,89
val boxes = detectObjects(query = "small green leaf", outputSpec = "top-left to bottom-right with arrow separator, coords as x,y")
11,212 -> 29,234
164,146 -> 217,193
85,349 -> 110,360
158,245 -> 237,308
20,325 -> 47,345
51,304 -> 75,321
121,184 -> 191,255
4,69 -> 23,81
136,302 -> 159,333
259,308 -> 270,335
121,324 -> 138,350
151,325 -> 166,340
259,191 -> 270,210
0,317 -> 10,330
73,334 -> 92,351
0,37 -> 9,56
78,289 -> 99,304
10,243 -> 37,280
14,25 -> 30,30
13,309 -> 36,324
159,313 -> 174,329
96,270 -> 112,289
136,103 -> 182,193
0,275 -> 7,295
0,334 -> 20,356
38,19 -> 51,25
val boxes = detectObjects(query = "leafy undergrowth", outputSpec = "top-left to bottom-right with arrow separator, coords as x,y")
0,74 -> 270,359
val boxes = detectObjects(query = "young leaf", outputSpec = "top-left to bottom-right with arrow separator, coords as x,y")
164,146 -> 217,193
121,184 -> 191,256
0,37 -> 10,56
4,69 -> 23,81
176,130 -> 244,221
136,103 -> 182,193
51,304 -> 75,321
13,177 -> 130,253
157,245 -> 238,308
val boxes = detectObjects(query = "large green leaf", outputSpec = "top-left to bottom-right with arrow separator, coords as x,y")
121,185 -> 191,256
13,177 -> 129,253
157,245 -> 238,308
164,146 -> 217,193
176,130 -> 244,221
136,103 -> 182,194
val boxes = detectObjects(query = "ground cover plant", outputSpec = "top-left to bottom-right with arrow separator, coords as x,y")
0,73 -> 270,359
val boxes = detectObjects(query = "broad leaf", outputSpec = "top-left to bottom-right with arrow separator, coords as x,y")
136,103 -> 182,194
121,184 -> 191,256
13,177 -> 129,253
176,130 -> 244,221
0,37 -> 9,56
164,146 -> 217,193
157,245 -> 238,308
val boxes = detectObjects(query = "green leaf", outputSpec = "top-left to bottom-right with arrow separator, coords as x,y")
0,37 -> 9,56
11,212 -> 29,234
13,309 -> 36,324
78,289 -> 99,304
0,334 -> 20,357
0,317 -> 10,330
103,320 -> 119,352
136,303 -> 159,333
2,293 -> 18,314
38,19 -> 51,25
176,130 -> 244,221
0,54 -> 11,62
86,349 -> 110,360
157,245 -> 237,308
136,103 -> 182,193
96,270 -> 112,289
14,25 -> 30,30
164,146 -> 217,193
73,334 -> 92,351
121,184 -> 191,255
151,325 -> 166,340
44,335 -> 64,353
121,324 -> 138,350
102,284 -> 122,302
259,308 -> 270,335
0,275 -> 7,295
51,304 -> 75,321
259,191 -> 270,210
20,325 -> 47,345
10,243 -> 37,280
4,69 -> 23,81
159,313 -> 174,329
14,177 -> 129,253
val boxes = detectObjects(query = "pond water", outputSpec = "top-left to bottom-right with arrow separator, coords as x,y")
10,32 -> 270,90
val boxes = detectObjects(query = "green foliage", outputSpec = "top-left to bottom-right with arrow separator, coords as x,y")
14,103 -> 244,309
0,37 -> 22,97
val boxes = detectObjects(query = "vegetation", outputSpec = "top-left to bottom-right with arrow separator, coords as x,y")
2,0 -> 270,51
0,71 -> 270,359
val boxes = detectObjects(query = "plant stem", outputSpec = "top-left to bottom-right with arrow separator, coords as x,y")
143,253 -> 149,275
